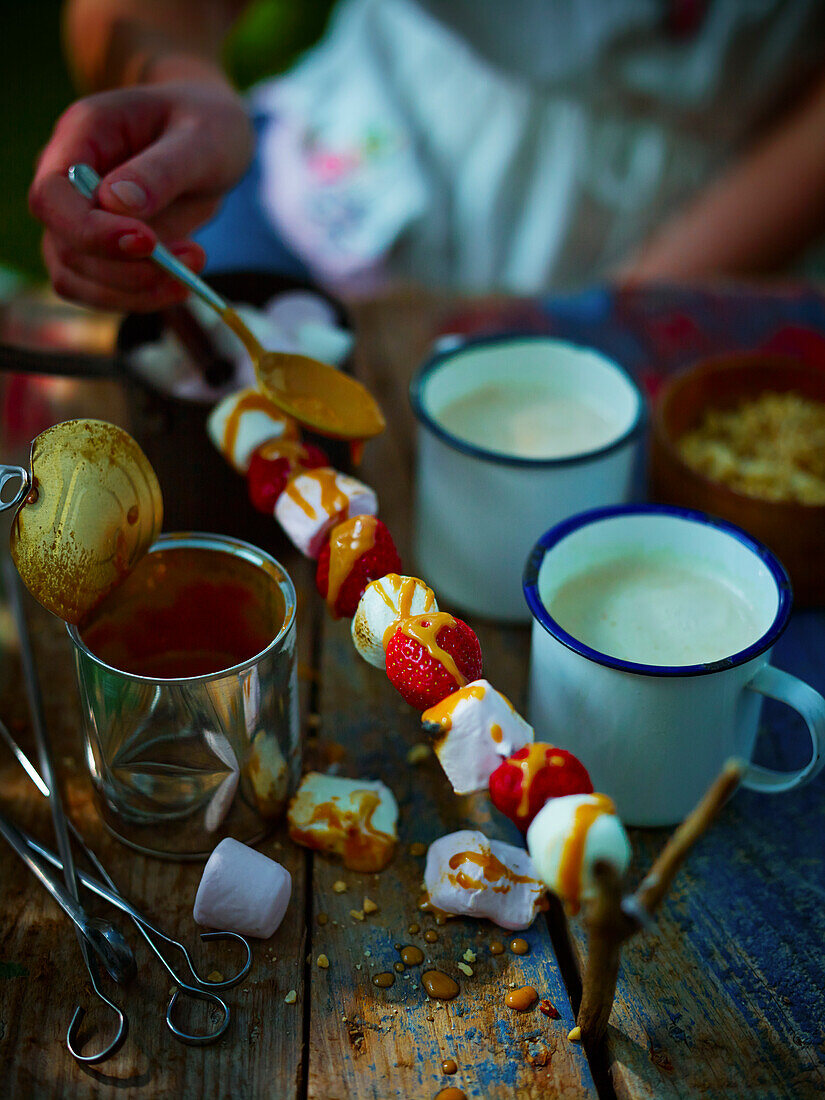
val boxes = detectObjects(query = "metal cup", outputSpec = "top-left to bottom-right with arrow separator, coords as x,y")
67,532 -> 299,859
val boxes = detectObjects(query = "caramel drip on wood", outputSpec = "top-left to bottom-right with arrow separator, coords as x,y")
505,986 -> 538,1011
326,515 -> 378,612
377,575 -> 437,650
222,391 -> 284,461
441,1059 -> 458,1075
284,467 -> 347,521
421,683 -> 486,735
400,945 -> 424,966
422,970 -> 460,1001
509,938 -> 530,955
447,848 -> 539,894
435,1089 -> 466,1100
397,612 -> 465,688
558,794 -> 616,915
373,972 -> 395,988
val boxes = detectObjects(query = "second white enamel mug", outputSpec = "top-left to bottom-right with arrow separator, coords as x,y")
410,336 -> 645,622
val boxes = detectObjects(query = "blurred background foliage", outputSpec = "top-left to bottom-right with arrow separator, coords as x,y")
0,0 -> 333,283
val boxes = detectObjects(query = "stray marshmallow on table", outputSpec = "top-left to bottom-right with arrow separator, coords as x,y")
351,574 -> 438,669
194,837 -> 292,939
207,386 -> 298,473
287,772 -> 398,871
421,680 -> 533,794
526,793 -> 632,915
274,468 -> 378,558
425,829 -> 546,931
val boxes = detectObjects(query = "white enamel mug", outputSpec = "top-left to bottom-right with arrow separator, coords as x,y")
524,504 -> 825,826
410,336 -> 645,622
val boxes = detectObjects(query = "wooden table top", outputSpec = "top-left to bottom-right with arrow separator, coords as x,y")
0,288 -> 824,1099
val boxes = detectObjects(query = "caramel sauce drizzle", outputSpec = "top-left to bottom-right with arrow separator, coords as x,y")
514,743 -> 557,820
422,683 -> 486,735
446,847 -> 539,895
222,390 -> 287,461
558,794 -> 616,915
377,575 -> 437,651
490,723 -> 503,744
326,515 -> 378,612
396,612 -> 465,689
284,467 -> 347,521
289,789 -> 394,871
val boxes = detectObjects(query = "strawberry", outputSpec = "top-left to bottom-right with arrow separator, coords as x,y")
315,515 -> 401,618
489,743 -> 593,832
385,613 -> 482,710
247,440 -> 328,514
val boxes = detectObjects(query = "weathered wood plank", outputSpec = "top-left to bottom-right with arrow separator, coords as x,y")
554,609 -> 825,1100
0,353 -> 321,1099
302,292 -> 597,1099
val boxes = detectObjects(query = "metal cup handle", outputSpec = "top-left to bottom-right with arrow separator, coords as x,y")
0,465 -> 30,513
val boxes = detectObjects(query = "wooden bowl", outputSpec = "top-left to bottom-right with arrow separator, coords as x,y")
649,352 -> 825,607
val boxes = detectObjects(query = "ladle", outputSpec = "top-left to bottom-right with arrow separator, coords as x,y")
69,163 -> 385,441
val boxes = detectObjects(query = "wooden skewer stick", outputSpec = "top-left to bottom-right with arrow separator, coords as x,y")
576,758 -> 746,1045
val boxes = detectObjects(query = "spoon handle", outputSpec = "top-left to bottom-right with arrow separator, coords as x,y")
68,164 -> 228,314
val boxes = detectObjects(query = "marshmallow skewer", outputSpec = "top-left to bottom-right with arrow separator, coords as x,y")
576,759 -> 745,1045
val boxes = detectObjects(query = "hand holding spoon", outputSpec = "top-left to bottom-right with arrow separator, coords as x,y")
68,164 -> 385,441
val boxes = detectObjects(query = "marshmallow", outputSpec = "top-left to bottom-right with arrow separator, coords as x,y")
275,468 -> 378,558
422,680 -> 533,794
425,830 -> 546,931
207,387 -> 298,473
527,794 -> 631,915
194,837 -> 292,938
248,735 -> 290,818
287,772 -> 398,871
351,574 -> 438,668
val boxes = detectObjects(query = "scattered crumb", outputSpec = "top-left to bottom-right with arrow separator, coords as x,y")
350,909 -> 365,922
317,913 -> 329,926
539,999 -> 560,1019
206,970 -> 224,983
457,962 -> 473,977
284,990 -> 297,1004
342,1015 -> 348,1022
317,955 -> 330,969
406,743 -> 431,765
333,880 -> 348,893
462,949 -> 476,963
168,985 -> 176,997
363,897 -> 379,914
568,1026 -> 582,1043
355,964 -> 362,971
364,950 -> 372,958
409,842 -> 427,857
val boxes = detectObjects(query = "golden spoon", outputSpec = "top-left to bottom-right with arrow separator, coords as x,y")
68,165 -> 385,441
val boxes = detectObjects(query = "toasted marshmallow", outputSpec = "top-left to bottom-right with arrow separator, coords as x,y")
526,794 -> 631,914
425,830 -> 546,931
194,838 -> 292,939
207,387 -> 298,473
351,574 -> 438,668
287,772 -> 398,871
275,468 -> 378,558
421,680 -> 533,794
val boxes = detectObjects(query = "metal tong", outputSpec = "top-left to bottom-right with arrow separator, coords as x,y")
0,563 -> 253,1061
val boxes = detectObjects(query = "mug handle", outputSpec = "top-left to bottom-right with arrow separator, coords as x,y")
742,665 -> 825,792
